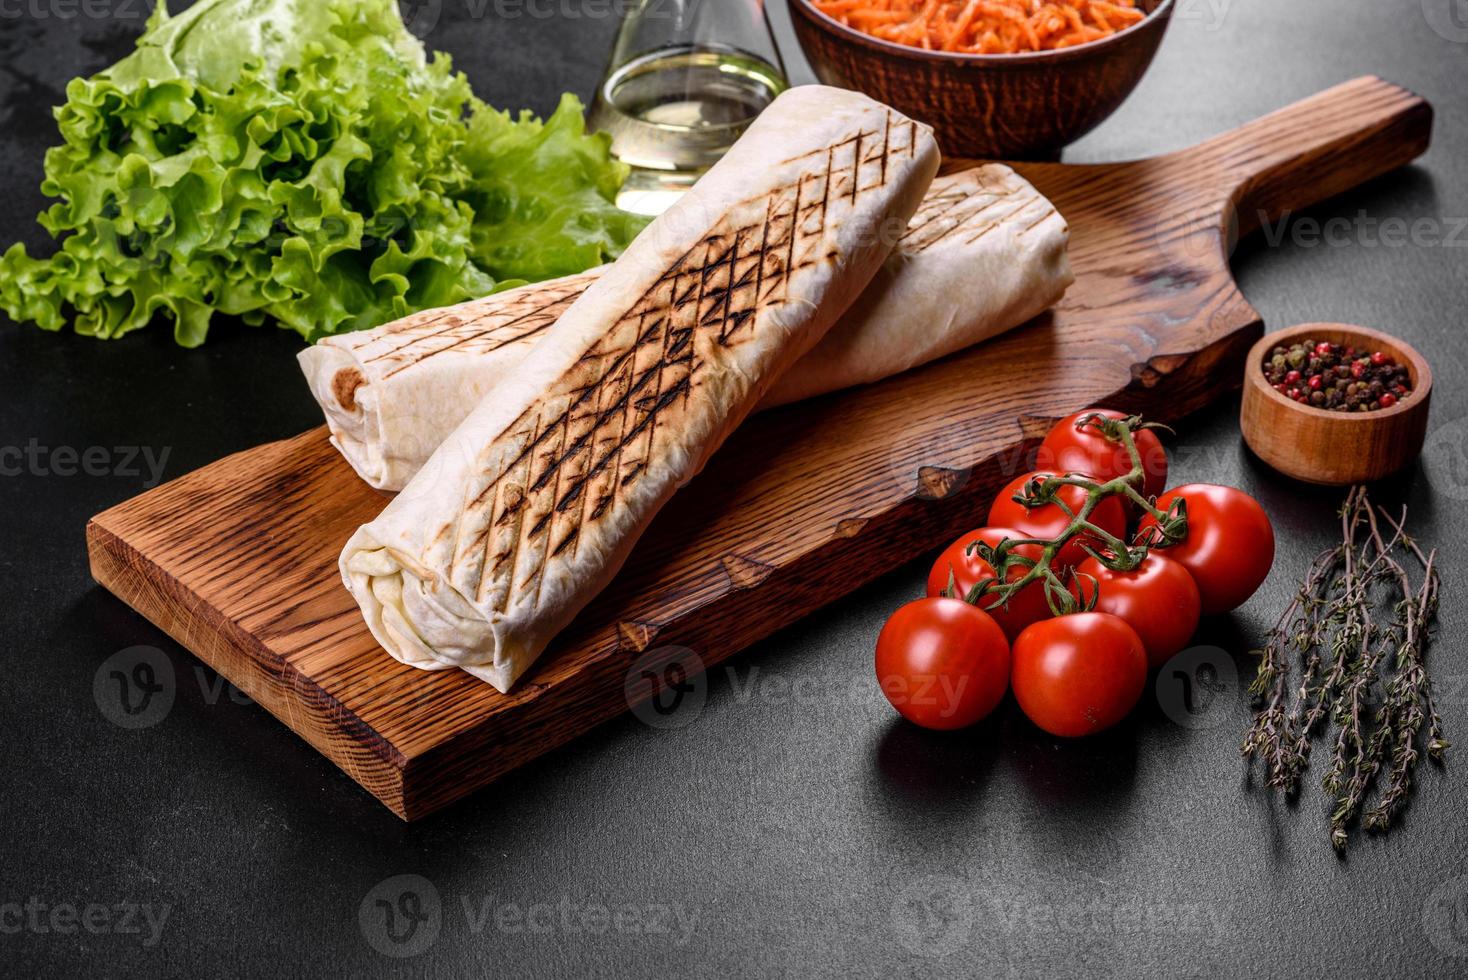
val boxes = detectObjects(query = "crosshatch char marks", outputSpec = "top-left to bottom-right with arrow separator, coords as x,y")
328,272 -> 600,399
315,143 -> 993,424
900,165 -> 1065,254
435,110 -> 929,620
85,78 -> 1431,819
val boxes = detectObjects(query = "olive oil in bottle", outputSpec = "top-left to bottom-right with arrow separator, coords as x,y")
589,44 -> 788,216
589,0 -> 789,215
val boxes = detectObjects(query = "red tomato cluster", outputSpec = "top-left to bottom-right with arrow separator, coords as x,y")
876,408 -> 1275,737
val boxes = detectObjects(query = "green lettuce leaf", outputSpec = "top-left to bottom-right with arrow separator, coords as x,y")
1,0 -> 645,346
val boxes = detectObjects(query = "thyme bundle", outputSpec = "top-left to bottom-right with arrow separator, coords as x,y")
1242,486 -> 1445,850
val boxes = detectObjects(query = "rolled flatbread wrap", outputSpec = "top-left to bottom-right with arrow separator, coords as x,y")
300,272 -> 598,491
341,87 -> 941,691
761,164 -> 1071,406
301,165 -> 1071,491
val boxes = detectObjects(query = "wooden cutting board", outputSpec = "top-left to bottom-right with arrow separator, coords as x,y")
87,77 -> 1431,820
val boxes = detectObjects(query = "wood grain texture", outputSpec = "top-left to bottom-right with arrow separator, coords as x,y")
787,0 -> 1175,160
86,77 -> 1431,820
1241,323 -> 1433,486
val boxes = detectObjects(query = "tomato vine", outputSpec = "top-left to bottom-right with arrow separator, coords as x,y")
959,413 -> 1187,616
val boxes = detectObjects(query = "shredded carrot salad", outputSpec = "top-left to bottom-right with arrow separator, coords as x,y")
810,0 -> 1148,53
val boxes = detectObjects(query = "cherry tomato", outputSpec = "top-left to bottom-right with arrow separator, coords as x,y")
1010,612 -> 1147,738
987,470 -> 1128,569
925,527 -> 1051,641
1138,484 -> 1275,615
1035,409 -> 1169,501
875,598 -> 1010,731
1072,553 -> 1201,668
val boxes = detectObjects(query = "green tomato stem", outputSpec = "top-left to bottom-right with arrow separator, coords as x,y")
969,414 -> 1186,618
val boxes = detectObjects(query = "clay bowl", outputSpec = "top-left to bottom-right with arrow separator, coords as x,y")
787,0 -> 1174,160
1241,324 -> 1433,486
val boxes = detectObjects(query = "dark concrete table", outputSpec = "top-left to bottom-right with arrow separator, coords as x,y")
3,2 -> 1467,976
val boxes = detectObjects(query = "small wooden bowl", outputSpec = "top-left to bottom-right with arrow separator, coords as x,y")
1241,324 -> 1433,486
786,0 -> 1174,160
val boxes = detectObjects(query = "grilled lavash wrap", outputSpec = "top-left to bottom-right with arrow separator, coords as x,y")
341,87 -> 941,692
301,271 -> 600,491
302,165 -> 1071,491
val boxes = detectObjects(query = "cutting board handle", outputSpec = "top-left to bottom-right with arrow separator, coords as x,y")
1183,75 -> 1433,236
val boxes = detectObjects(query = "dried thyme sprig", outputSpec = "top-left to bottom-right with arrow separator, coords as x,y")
1241,486 -> 1444,851
1360,507 -> 1446,831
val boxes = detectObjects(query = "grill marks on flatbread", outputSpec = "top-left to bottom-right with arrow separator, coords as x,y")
334,89 -> 949,693
346,273 -> 597,383
315,162 -> 1017,427
435,113 -> 922,614
900,166 -> 1062,254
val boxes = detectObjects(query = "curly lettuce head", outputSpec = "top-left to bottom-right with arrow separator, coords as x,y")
0,0 -> 643,346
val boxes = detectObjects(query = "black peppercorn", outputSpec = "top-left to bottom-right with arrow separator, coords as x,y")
1268,340 -> 1413,413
